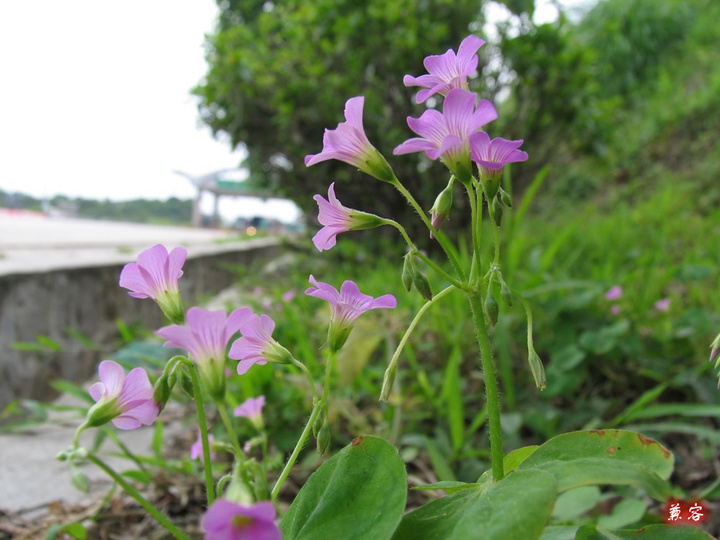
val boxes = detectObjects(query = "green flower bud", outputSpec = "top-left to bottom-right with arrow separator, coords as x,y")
316,421 -> 331,456
379,362 -> 397,403
429,178 -> 454,238
528,349 -> 547,390
484,292 -> 499,326
401,254 -> 413,292
500,282 -> 513,307
499,188 -> 513,208
491,197 -> 503,226
153,374 -> 172,413
413,270 -> 433,301
178,368 -> 195,399
70,463 -> 90,493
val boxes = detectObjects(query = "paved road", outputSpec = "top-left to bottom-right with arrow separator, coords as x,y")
0,211 -> 240,275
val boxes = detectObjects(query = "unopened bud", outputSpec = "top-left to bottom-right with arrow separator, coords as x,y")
153,374 -> 172,413
401,255 -> 413,292
499,188 -> 513,208
178,368 -> 195,399
70,464 -> 90,493
429,178 -> 454,238
528,349 -> 546,390
380,363 -> 397,402
484,293 -> 499,326
501,282 -> 513,307
491,198 -> 503,226
413,271 -> 433,301
316,421 -> 331,456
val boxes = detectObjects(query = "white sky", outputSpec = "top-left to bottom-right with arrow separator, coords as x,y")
0,1 -> 591,223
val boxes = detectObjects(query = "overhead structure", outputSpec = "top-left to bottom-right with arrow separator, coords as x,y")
173,169 -> 277,227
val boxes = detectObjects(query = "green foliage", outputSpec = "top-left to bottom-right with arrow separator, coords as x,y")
195,0 -> 483,242
280,436 -> 407,540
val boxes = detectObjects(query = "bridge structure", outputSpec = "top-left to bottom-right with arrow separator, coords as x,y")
173,169 -> 282,227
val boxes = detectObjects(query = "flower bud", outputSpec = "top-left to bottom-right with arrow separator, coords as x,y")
153,373 -> 172,413
70,463 -> 90,493
484,292 -> 499,326
491,197 -> 503,226
413,270 -> 433,301
178,368 -> 195,399
499,188 -> 513,208
379,362 -> 397,403
401,255 -> 413,292
429,178 -> 454,238
528,349 -> 547,390
500,282 -> 513,307
316,421 -> 331,456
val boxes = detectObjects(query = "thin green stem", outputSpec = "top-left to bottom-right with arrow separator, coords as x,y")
217,402 -> 245,462
390,178 -> 466,281
292,358 -> 319,402
380,285 -> 456,401
187,364 -> 215,505
271,350 -> 336,501
86,454 -> 191,540
466,183 -> 481,283
383,218 -> 465,289
467,292 -> 504,481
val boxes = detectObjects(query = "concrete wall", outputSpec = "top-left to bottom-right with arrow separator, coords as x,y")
0,240 -> 283,410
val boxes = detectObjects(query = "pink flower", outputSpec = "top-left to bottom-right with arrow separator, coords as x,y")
281,290 -> 295,303
305,97 -> 395,183
611,305 -> 621,316
305,275 -> 396,352
393,89 -> 497,183
202,499 -> 280,540
191,431 -> 216,463
654,298 -> 671,312
87,360 -> 158,430
229,315 -> 292,375
404,35 -> 485,104
156,307 -> 252,401
605,286 -> 622,301
234,396 -> 265,429
312,183 -> 384,251
119,244 -> 187,323
470,132 -> 528,177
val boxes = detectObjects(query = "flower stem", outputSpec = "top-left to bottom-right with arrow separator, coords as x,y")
271,350 -> 335,501
187,364 -> 215,505
390,177 -> 466,281
86,454 -> 191,540
217,402 -> 245,463
380,285 -> 457,401
383,219 -> 465,290
467,292 -> 504,481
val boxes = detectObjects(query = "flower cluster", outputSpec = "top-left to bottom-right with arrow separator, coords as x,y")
306,35 -> 527,246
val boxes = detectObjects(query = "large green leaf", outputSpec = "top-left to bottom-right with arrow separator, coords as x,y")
517,430 -> 674,499
280,436 -> 406,540
392,469 -> 557,540
574,523 -> 715,539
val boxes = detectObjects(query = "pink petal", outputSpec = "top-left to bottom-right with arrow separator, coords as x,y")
343,96 -> 365,130
224,307 -> 254,341
88,382 -> 104,402
167,246 -> 188,280
369,294 -> 398,309
112,416 -> 141,430
97,360 -> 125,398
312,226 -> 341,251
120,400 -> 158,427
118,264 -> 152,298
118,367 -> 154,409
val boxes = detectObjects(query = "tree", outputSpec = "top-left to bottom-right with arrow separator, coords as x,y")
195,0 -> 483,246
